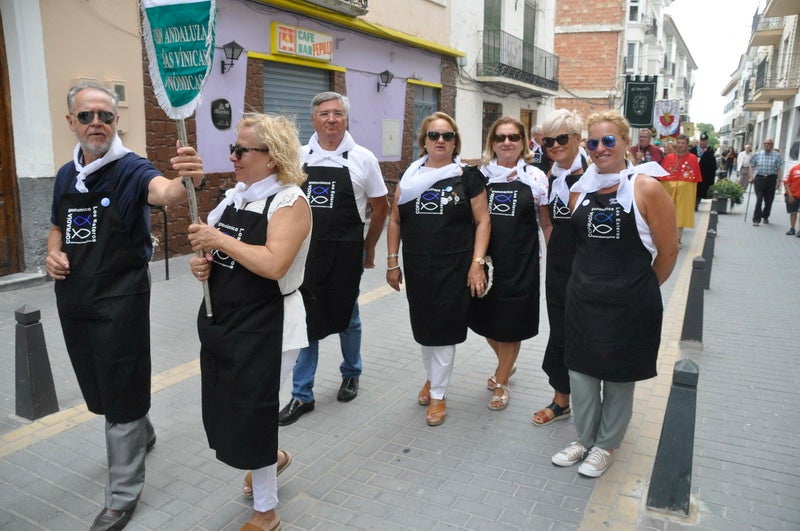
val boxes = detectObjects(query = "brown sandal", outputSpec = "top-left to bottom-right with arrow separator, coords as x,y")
426,398 -> 447,426
418,380 -> 431,405
242,450 -> 293,498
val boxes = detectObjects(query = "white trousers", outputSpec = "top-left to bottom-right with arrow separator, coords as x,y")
421,345 -> 456,400
251,347 -> 301,513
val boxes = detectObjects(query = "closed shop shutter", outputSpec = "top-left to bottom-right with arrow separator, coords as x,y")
264,61 -> 330,143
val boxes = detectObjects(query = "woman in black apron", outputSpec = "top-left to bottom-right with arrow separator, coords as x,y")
551,111 -> 678,478
469,116 -> 551,411
188,114 -> 312,531
532,110 -> 588,427
386,112 -> 490,427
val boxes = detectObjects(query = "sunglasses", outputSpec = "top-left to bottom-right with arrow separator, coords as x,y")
586,135 -> 617,151
492,133 -> 522,143
426,131 -> 457,142
542,134 -> 571,148
229,144 -> 270,160
72,111 -> 116,125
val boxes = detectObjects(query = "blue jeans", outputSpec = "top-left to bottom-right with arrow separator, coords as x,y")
291,302 -> 362,403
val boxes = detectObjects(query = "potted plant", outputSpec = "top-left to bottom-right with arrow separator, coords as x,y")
707,178 -> 744,213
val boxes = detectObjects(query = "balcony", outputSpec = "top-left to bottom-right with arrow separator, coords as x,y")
763,0 -> 799,17
643,17 -> 658,40
751,53 -> 800,102
742,77 -> 772,111
748,14 -> 784,47
303,0 -> 367,17
476,30 -> 559,94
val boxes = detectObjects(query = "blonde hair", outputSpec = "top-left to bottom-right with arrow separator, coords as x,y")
237,113 -> 306,186
541,109 -> 583,138
586,110 -> 631,144
417,112 -> 462,157
480,116 -> 533,166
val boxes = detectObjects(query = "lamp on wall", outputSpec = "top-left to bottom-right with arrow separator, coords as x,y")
221,41 -> 244,74
376,69 -> 394,92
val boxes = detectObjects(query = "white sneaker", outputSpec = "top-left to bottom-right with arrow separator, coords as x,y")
551,442 -> 588,467
578,447 -> 614,477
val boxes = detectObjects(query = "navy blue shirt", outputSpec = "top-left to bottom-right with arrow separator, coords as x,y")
51,152 -> 161,262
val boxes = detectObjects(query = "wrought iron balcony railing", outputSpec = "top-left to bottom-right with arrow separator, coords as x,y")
751,13 -> 784,34
754,53 -> 800,93
477,29 -> 559,91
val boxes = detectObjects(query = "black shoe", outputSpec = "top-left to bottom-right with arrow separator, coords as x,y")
91,506 -> 135,531
763,218 -> 769,224
337,377 -> 359,402
278,398 -> 314,426
146,435 -> 156,453
787,228 -> 796,235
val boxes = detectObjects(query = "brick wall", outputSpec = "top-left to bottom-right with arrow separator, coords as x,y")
554,0 -> 625,126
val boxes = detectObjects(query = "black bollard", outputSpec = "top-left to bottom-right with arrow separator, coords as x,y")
15,305 -> 59,420
647,359 -> 700,517
702,229 -> 716,290
680,257 -> 704,344
708,210 -> 718,232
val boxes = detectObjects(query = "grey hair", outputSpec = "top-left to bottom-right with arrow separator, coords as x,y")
541,109 -> 583,137
530,124 -> 542,135
67,81 -> 119,113
310,91 -> 350,118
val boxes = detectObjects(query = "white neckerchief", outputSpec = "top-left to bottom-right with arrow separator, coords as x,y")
72,135 -> 132,193
397,155 -> 463,205
548,153 -> 584,205
482,159 -> 547,198
304,131 -> 356,167
571,161 -> 667,213
207,174 -> 284,227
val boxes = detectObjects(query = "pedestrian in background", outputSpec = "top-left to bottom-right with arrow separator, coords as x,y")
782,161 -> 800,236
530,124 -> 553,174
470,116 -> 551,412
659,134 -> 702,245
749,138 -> 784,226
188,113 -> 312,531
551,111 -> 678,478
737,144 -> 752,188
280,92 -> 389,426
386,112 -> 490,427
532,109 -> 587,427
46,81 -> 205,531
629,129 -> 664,164
690,132 -> 717,209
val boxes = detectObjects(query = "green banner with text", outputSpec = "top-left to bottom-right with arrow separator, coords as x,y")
141,0 -> 216,119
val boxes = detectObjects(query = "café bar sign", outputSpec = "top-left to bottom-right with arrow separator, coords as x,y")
271,22 -> 333,62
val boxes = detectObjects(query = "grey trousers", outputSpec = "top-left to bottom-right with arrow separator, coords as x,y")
105,414 -> 155,510
568,371 -> 635,451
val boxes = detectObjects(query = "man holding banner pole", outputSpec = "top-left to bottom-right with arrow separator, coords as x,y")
46,81 -> 205,530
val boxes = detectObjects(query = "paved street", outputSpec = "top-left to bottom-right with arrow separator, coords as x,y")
1,195 -> 798,530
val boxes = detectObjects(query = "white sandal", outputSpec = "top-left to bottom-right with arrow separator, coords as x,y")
486,365 -> 517,390
488,383 -> 510,411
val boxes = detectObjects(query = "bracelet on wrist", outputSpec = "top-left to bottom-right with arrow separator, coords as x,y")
387,265 -> 401,271
387,253 -> 399,260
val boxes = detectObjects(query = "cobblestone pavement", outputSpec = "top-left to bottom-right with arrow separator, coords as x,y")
1,196 -> 798,530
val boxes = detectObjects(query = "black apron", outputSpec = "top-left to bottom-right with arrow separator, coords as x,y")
469,176 -> 540,342
564,182 -> 662,382
301,155 -> 364,340
55,165 -> 151,424
400,170 -> 476,346
197,199 -> 284,469
542,161 -> 586,392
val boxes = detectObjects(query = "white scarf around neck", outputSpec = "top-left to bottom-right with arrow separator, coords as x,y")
549,153 -> 584,205
207,174 -> 284,227
482,159 -> 547,198
304,130 -> 356,167
397,155 -> 463,205
570,161 -> 667,213
72,135 -> 132,193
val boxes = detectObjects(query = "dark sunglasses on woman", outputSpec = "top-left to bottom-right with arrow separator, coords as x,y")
542,134 -> 571,148
426,131 -> 456,142
229,144 -> 270,160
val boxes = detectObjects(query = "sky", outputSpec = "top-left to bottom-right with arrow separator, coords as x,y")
665,0 -> 763,129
